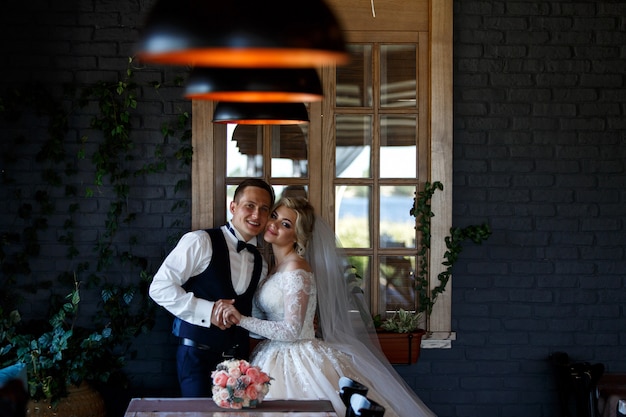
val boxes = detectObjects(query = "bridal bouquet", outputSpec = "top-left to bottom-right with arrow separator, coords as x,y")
211,359 -> 272,409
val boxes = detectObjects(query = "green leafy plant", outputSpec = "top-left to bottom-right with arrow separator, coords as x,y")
380,308 -> 422,333
0,57 -> 191,402
412,181 -> 492,316
378,181 -> 492,333
1,281 -> 116,404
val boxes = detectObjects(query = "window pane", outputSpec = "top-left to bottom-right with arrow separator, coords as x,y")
336,44 -> 372,107
346,255 -> 372,310
336,185 -> 371,248
227,124 -> 263,177
275,185 -> 308,200
380,44 -> 416,108
336,115 -> 372,178
380,185 -> 416,249
346,255 -> 369,294
270,125 -> 309,178
379,255 -> 416,313
380,115 -> 417,178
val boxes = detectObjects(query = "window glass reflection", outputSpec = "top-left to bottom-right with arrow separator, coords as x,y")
379,185 -> 416,249
380,115 -> 417,178
336,115 -> 372,179
346,255 -> 371,302
275,185 -> 308,200
379,255 -> 416,313
227,124 -> 263,177
336,185 -> 371,248
380,44 -> 416,108
336,44 -> 372,107
270,125 -> 309,178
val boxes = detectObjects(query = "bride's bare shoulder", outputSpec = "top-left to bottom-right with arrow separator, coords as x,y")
283,257 -> 312,274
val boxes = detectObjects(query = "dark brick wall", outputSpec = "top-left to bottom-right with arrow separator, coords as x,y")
0,1 -> 191,412
411,2 -> 625,417
1,1 -> 624,417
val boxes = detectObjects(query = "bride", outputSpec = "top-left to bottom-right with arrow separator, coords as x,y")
224,196 -> 436,417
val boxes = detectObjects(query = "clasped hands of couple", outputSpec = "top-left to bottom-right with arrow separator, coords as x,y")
212,299 -> 242,331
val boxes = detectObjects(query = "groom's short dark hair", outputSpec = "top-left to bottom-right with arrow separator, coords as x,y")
233,178 -> 275,207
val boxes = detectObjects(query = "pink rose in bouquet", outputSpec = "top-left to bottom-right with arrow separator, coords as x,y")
211,359 -> 272,409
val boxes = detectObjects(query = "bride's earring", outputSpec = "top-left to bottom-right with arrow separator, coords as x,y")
294,242 -> 305,256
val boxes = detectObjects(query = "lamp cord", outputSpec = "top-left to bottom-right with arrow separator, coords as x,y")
370,0 -> 376,17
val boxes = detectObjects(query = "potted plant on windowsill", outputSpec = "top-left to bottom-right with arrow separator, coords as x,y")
374,181 -> 491,365
374,309 -> 426,365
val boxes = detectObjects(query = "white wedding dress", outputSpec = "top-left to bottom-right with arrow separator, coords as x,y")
238,268 -> 436,417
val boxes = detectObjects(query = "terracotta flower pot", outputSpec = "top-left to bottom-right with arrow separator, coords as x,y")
376,329 -> 426,365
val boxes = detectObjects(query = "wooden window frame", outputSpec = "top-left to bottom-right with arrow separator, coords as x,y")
190,0 -> 453,347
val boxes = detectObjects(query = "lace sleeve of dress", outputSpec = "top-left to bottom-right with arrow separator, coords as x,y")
239,270 -> 313,342
251,297 -> 266,320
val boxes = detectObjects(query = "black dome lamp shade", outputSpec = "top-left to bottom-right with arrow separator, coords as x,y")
136,0 -> 349,68
212,102 -> 310,125
185,68 -> 323,102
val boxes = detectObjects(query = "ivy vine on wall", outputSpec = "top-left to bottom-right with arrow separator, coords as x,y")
412,181 -> 492,316
0,57 -> 192,398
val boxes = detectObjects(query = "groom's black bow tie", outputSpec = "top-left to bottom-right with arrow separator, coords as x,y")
226,223 -> 262,282
236,240 -> 258,254
227,223 -> 259,254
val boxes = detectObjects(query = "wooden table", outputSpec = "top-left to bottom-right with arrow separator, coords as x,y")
124,397 -> 338,417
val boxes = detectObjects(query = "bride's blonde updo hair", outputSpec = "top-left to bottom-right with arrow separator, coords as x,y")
274,196 -> 315,256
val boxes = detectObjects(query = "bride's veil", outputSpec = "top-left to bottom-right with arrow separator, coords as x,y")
305,215 -> 436,417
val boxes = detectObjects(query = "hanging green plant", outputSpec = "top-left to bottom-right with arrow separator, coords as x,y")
376,181 -> 492,333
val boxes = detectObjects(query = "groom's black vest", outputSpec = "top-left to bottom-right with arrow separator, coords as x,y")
172,227 -> 262,353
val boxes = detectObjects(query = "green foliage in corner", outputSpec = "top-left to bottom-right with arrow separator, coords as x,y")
0,57 -> 192,402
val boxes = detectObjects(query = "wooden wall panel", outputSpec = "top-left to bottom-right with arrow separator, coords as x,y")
326,0 -> 429,35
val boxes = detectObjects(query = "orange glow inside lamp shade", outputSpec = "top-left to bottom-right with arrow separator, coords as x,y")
212,102 -> 310,125
136,0 -> 349,68
184,68 -> 323,102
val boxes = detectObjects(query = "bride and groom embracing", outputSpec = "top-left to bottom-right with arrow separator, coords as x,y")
150,178 -> 436,417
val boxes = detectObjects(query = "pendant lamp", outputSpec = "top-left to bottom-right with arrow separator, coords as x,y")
185,68 -> 323,102
136,0 -> 348,68
212,102 -> 309,125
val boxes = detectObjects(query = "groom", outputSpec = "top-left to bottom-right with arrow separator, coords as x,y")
149,178 -> 274,397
